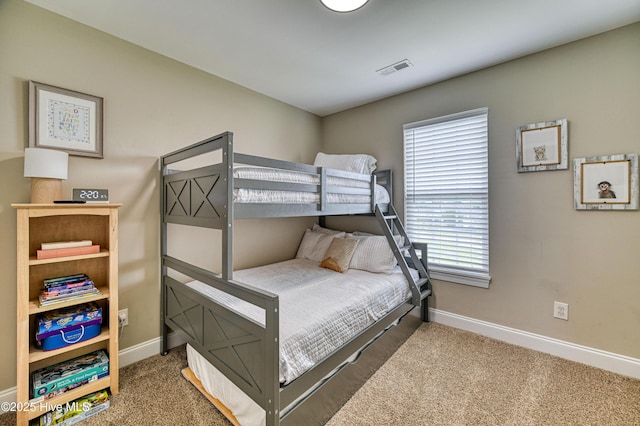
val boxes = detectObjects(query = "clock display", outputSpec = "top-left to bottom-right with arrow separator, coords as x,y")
72,188 -> 109,202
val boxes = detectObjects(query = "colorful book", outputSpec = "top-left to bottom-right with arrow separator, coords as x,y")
39,290 -> 102,306
44,281 -> 94,292
39,293 -> 102,307
36,245 -> 100,260
44,274 -> 91,289
40,287 -> 101,302
42,283 -> 96,297
41,240 -> 92,250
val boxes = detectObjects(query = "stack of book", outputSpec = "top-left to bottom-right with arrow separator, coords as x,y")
36,240 -> 100,260
39,274 -> 101,306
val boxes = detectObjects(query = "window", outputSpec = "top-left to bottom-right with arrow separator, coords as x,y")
404,108 -> 490,288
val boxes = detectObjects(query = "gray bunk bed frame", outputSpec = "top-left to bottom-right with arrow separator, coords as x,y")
160,131 -> 432,425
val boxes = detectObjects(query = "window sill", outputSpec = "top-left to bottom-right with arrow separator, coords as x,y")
429,267 -> 491,289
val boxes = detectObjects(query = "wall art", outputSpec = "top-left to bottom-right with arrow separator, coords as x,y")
29,80 -> 103,158
516,119 -> 567,172
573,153 -> 638,210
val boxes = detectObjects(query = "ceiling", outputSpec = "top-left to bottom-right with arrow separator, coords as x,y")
25,0 -> 640,116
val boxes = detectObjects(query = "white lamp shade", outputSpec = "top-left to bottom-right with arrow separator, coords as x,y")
321,0 -> 369,12
24,148 -> 68,180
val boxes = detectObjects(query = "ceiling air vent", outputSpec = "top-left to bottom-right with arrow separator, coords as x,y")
377,59 -> 413,76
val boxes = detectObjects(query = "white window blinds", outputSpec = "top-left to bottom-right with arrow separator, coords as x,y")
404,107 -> 490,288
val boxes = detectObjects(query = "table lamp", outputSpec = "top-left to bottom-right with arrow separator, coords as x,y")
24,147 -> 69,203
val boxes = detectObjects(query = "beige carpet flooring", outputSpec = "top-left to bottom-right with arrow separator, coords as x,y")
2,323 -> 638,425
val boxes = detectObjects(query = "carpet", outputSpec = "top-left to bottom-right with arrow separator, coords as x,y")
2,323 -> 638,425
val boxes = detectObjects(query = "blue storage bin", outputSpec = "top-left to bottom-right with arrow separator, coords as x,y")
35,323 -> 101,351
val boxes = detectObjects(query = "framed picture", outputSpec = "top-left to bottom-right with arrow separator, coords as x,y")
29,81 -> 103,158
573,153 -> 639,210
516,119 -> 567,172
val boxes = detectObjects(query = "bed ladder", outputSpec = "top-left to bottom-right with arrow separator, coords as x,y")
375,204 -> 432,318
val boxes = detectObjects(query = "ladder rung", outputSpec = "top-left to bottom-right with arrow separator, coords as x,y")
383,214 -> 398,220
421,288 -> 432,299
417,277 -> 430,286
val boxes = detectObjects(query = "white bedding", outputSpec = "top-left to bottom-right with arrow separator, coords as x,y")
233,167 -> 390,204
186,258 -> 415,383
186,258 -> 416,425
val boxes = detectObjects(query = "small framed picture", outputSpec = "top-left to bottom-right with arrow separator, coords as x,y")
573,153 -> 639,210
29,81 -> 103,158
516,119 -> 568,172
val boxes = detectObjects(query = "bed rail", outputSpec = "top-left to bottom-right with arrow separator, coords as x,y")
161,255 -> 281,424
161,132 -> 391,227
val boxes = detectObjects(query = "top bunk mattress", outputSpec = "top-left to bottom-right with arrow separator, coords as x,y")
185,258 -> 416,384
233,166 -> 390,204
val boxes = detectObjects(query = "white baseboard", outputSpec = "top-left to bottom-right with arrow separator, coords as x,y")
429,308 -> 640,379
4,313 -> 639,412
0,332 -> 186,413
118,331 -> 186,368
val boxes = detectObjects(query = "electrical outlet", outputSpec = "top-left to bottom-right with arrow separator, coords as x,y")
553,301 -> 568,320
118,308 -> 128,327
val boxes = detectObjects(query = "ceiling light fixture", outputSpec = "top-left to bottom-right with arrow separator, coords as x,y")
320,0 -> 369,13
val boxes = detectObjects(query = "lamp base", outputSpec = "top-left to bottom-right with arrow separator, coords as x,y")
31,178 -> 63,203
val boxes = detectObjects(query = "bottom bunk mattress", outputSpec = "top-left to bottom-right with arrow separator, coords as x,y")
184,258 -> 417,425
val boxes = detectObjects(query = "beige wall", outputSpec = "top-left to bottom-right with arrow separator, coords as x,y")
1,0 -> 638,394
0,0 -> 319,391
323,23 -> 640,359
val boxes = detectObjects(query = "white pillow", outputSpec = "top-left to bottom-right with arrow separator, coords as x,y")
313,152 -> 377,175
348,234 -> 403,274
352,231 -> 404,248
296,229 -> 346,262
312,223 -> 345,235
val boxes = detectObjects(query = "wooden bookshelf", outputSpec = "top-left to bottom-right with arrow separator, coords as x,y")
12,204 -> 121,425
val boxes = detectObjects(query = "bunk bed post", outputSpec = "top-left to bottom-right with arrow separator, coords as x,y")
222,133 -> 234,281
319,166 -> 327,213
160,158 -> 169,355
370,173 -> 377,213
264,297 -> 280,426
413,242 -> 432,322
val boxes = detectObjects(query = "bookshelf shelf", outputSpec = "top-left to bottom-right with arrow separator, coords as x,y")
28,285 -> 110,314
13,203 -> 121,426
29,249 -> 110,265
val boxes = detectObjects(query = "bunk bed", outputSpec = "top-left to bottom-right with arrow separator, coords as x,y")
160,131 -> 432,426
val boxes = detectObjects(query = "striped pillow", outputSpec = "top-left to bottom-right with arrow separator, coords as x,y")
348,234 -> 403,274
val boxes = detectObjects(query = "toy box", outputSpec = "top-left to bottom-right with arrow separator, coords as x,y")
32,350 -> 109,398
36,302 -> 102,336
35,303 -> 102,351
35,322 -> 102,351
38,390 -> 110,425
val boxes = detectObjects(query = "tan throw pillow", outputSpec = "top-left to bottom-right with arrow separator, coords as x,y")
320,238 -> 359,273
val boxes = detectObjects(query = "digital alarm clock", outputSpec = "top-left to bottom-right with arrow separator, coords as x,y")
72,188 -> 109,203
